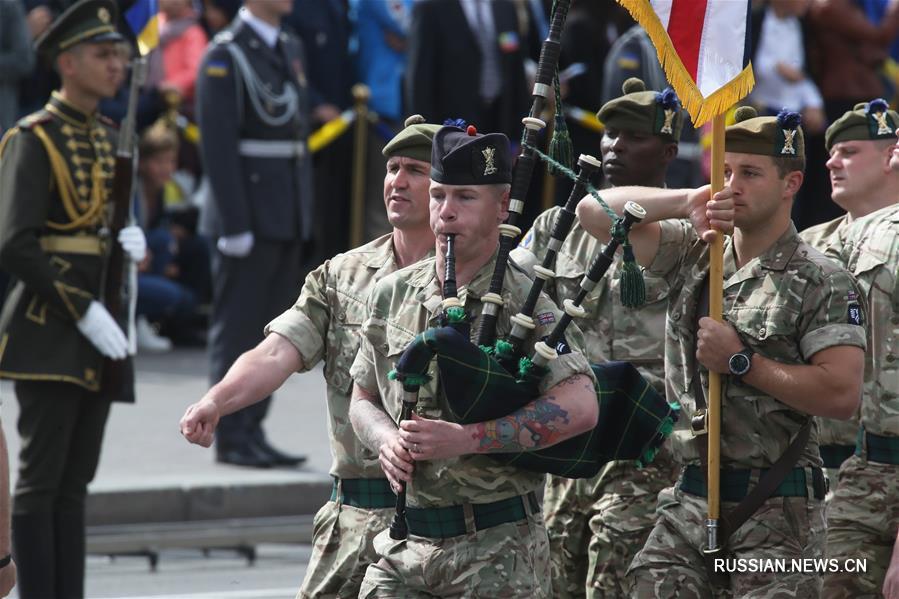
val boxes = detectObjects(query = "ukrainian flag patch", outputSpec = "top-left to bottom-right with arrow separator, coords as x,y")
206,60 -> 229,77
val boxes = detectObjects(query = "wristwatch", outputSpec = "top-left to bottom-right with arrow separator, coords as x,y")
728,347 -> 754,378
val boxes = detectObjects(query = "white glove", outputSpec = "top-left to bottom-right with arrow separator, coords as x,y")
217,231 -> 254,258
118,226 -> 147,263
76,301 -> 128,360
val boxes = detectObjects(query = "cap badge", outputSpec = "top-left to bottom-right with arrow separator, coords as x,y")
874,111 -> 893,135
781,129 -> 797,155
482,146 -> 497,175
98,7 -> 110,23
661,108 -> 676,135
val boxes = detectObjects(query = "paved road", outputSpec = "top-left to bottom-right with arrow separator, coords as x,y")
7,544 -> 310,599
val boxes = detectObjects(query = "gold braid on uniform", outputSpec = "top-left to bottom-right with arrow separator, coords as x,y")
30,124 -> 107,231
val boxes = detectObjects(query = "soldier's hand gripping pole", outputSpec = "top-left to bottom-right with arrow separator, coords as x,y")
508,154 -> 601,353
531,202 -> 646,368
474,0 -> 572,348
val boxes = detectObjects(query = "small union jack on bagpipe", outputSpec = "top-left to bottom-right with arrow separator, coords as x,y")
385,0 -> 681,540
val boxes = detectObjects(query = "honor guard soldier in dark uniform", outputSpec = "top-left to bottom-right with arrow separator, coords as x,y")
0,1 -> 146,596
196,0 -> 313,467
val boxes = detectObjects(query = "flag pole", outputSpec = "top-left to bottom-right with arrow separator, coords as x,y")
705,113 -> 725,554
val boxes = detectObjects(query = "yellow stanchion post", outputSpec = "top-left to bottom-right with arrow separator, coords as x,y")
350,84 -> 371,249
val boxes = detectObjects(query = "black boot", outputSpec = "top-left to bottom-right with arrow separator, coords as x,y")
12,512 -> 56,599
54,509 -> 86,599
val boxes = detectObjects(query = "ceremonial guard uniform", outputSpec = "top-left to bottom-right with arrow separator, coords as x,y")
799,100 -> 899,482
627,109 -> 867,596
196,5 -> 314,466
0,1 -> 139,596
350,127 -> 596,598
264,122 -> 438,598
514,78 -> 683,598
825,203 -> 899,597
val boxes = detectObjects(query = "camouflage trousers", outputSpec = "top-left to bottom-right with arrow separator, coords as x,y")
824,454 -> 899,598
628,486 -> 826,598
296,501 -> 394,599
358,511 -> 550,598
543,455 -> 679,598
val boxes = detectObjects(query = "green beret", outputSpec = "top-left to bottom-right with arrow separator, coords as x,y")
725,106 -> 805,159
431,124 -> 512,185
596,78 -> 684,141
825,99 -> 899,151
35,0 -> 124,62
382,115 -> 441,162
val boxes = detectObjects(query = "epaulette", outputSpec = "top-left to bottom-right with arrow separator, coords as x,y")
16,110 -> 52,131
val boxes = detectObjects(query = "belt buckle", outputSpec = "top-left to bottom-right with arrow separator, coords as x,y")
691,409 -> 708,437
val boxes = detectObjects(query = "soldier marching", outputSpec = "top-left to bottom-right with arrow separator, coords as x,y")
4,1 -> 899,598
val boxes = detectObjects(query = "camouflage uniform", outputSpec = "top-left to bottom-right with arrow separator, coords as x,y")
349,252 -> 595,598
628,220 -> 867,597
265,234 -> 408,599
515,209 -> 679,598
825,205 -> 899,598
799,216 -> 860,480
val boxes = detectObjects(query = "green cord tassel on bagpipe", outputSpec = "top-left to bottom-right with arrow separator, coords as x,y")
548,73 -> 573,176
619,243 -> 646,308
610,212 -> 646,309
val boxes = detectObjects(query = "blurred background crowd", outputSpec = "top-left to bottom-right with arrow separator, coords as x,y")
1,0 -> 898,352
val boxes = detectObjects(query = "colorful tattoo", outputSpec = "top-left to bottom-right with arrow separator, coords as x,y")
472,397 -> 570,453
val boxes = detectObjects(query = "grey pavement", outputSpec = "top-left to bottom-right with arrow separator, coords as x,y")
0,348 -> 335,530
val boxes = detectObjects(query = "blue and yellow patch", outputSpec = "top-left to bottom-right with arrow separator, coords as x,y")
205,60 -> 229,77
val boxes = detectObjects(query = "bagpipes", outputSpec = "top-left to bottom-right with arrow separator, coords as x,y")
387,0 -> 679,540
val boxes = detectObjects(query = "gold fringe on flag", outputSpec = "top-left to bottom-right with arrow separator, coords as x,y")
616,0 -> 755,126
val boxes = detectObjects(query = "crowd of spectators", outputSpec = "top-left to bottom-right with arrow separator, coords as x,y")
1,0 -> 898,351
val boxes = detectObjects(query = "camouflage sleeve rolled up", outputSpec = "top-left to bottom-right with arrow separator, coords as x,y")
797,269 -> 868,360
646,218 -> 696,284
264,261 -> 331,371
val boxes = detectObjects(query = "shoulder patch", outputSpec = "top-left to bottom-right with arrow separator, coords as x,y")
847,302 -> 862,326
205,59 -> 229,77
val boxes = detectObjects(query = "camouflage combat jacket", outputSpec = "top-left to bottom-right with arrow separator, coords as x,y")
266,233 -> 427,479
840,205 -> 899,438
650,220 -> 867,468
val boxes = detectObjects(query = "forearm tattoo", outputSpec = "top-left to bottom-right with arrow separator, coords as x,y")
472,396 -> 570,453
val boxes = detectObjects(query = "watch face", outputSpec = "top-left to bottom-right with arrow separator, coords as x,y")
729,353 -> 750,376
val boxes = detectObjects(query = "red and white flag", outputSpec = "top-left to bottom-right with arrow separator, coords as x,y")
616,0 -> 755,125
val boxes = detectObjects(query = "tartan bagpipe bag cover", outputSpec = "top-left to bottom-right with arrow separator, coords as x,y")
390,325 -> 679,478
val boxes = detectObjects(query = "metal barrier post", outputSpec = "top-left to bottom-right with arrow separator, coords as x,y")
350,84 -> 371,248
